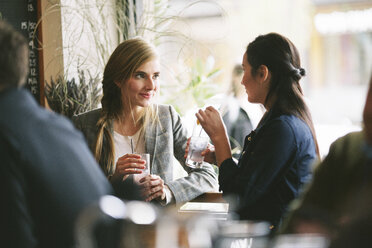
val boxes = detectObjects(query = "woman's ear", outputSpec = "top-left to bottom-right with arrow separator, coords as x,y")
114,80 -> 122,88
258,65 -> 270,83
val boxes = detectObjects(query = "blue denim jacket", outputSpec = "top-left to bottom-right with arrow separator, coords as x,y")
219,108 -> 317,226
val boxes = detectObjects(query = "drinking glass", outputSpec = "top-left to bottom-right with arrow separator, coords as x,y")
133,153 -> 150,183
186,122 -> 209,168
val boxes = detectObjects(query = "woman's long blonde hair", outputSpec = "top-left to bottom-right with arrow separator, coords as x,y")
95,38 -> 159,175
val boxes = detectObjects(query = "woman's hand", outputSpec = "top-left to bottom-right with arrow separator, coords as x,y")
196,106 -> 227,143
201,143 -> 217,165
184,139 -> 217,165
196,106 -> 232,166
111,154 -> 146,182
138,175 -> 166,202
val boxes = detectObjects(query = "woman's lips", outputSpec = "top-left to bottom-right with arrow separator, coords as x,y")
140,92 -> 152,99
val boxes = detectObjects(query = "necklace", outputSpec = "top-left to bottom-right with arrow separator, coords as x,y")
114,115 -> 144,154
124,131 -> 139,153
116,128 -> 144,153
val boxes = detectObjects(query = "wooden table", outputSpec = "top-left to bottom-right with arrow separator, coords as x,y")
189,192 -> 226,203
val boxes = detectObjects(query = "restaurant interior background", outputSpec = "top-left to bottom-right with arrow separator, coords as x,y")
39,0 -> 372,166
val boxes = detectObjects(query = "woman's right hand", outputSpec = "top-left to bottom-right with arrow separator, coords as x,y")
111,154 -> 146,182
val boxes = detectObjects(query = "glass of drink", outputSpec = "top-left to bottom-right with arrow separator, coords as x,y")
186,122 -> 209,168
133,153 -> 150,183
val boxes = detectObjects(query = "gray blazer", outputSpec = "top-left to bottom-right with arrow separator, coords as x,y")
72,104 -> 218,204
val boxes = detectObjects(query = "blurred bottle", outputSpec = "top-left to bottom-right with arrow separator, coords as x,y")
213,220 -> 271,248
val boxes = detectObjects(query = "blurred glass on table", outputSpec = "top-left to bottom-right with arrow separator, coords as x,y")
213,220 -> 271,248
75,195 -> 159,248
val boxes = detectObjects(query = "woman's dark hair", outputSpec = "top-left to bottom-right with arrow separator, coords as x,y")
246,32 -> 319,157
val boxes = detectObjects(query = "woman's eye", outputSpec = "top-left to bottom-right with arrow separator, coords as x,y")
135,73 -> 145,79
153,74 -> 160,80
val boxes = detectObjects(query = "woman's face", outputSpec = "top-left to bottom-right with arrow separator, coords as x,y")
241,53 -> 268,105
122,59 -> 160,108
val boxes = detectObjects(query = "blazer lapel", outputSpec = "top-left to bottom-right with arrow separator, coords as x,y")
145,122 -> 158,174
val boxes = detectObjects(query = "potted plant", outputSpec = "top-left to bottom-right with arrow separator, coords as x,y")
45,70 -> 101,119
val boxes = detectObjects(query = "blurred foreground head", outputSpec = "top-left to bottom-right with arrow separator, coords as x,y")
0,20 -> 28,90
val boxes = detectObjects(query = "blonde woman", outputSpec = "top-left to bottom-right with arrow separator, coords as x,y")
73,38 -> 218,204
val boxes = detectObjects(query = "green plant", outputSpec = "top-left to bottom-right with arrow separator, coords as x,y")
43,0 -> 226,118
162,56 -> 222,116
45,71 -> 101,119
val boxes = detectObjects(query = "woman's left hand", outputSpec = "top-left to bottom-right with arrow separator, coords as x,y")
196,106 -> 232,166
196,106 -> 227,143
138,175 -> 166,202
201,143 -> 217,165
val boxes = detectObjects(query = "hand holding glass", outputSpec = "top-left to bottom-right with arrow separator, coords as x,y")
186,122 -> 209,168
133,153 -> 150,183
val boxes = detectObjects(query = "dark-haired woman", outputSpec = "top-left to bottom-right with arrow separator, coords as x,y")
194,33 -> 319,227
73,38 -> 218,204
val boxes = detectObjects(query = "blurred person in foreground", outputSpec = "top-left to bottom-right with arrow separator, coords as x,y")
328,214 -> 372,248
189,33 -> 319,228
73,38 -> 218,205
281,74 -> 372,238
0,20 -> 113,247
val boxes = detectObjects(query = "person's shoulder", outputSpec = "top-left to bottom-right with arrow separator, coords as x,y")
156,104 -> 179,117
330,131 -> 364,154
268,114 -> 307,131
74,108 -> 102,119
72,108 -> 102,124
156,104 -> 174,111
4,89 -> 73,133
319,131 -> 365,172
278,114 -> 311,133
334,131 -> 364,144
276,114 -> 305,124
262,114 -> 313,144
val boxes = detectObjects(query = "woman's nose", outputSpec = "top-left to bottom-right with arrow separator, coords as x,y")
146,78 -> 156,90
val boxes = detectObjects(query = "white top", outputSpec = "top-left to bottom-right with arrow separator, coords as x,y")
113,129 -> 173,204
113,129 -> 145,168
114,131 -> 173,205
